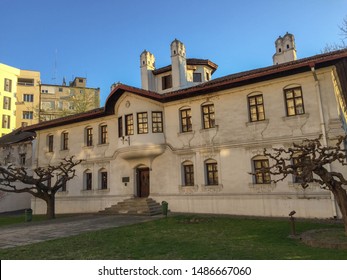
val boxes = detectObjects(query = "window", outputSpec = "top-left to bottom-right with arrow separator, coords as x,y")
193,73 -> 202,82
152,111 -> 163,133
46,177 -> 52,188
4,78 -> 12,92
206,160 -> 218,185
23,111 -> 33,119
202,104 -> 215,129
162,75 -> 172,90
182,161 -> 194,186
293,156 -> 312,183
180,108 -> 192,133
59,87 -> 63,92
118,117 -> 123,137
48,135 -> 54,152
248,94 -> 265,122
57,175 -> 67,192
125,114 -> 134,136
18,78 -> 34,86
3,97 -> 11,110
86,127 -> 93,146
85,171 -> 92,190
2,115 -> 10,129
99,124 -> 108,144
206,72 -> 210,81
23,94 -> 34,102
137,112 -> 148,134
100,171 -> 108,190
253,159 -> 271,184
284,87 -> 305,116
61,132 -> 68,150
20,154 -> 26,166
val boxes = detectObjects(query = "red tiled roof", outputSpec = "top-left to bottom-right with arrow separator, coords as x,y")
152,58 -> 218,75
23,48 -> 347,131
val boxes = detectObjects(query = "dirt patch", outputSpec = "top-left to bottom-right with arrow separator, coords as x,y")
301,228 -> 347,250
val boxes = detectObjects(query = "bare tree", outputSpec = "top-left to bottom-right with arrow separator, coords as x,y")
253,136 -> 347,235
0,157 -> 82,219
322,16 -> 347,52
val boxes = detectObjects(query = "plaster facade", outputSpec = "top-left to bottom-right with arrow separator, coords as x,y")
27,39 -> 347,218
0,64 -> 20,136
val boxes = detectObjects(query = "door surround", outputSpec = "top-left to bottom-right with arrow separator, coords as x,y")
136,167 -> 150,198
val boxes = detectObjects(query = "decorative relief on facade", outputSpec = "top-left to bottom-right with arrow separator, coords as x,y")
178,185 -> 199,194
201,184 -> 223,193
248,182 -> 276,193
282,113 -> 309,136
177,131 -> 195,147
288,182 -> 321,191
245,119 -> 269,140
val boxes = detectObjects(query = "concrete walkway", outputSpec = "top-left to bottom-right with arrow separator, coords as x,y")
0,214 -> 163,249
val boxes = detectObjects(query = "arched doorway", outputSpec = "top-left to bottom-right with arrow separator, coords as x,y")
136,167 -> 150,197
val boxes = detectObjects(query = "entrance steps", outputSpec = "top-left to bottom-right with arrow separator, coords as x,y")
99,197 -> 163,216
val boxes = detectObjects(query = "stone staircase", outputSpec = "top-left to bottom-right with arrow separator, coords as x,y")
99,197 -> 163,216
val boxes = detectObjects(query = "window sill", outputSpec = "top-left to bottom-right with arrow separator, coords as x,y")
56,191 -> 68,196
199,126 -> 218,133
288,181 -> 321,190
179,185 -> 199,194
97,143 -> 109,147
201,184 -> 223,192
96,188 -> 110,193
245,119 -> 269,127
83,145 -> 94,149
177,131 -> 195,136
248,182 -> 276,192
282,113 -> 309,122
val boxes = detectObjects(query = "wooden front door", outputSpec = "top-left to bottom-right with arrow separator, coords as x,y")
137,168 -> 150,197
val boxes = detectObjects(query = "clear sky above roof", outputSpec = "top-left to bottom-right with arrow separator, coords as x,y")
1,0 -> 346,104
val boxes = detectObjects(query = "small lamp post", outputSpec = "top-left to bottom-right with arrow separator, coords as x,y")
289,210 -> 296,236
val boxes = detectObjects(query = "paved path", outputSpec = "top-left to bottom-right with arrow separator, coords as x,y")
0,215 -> 162,249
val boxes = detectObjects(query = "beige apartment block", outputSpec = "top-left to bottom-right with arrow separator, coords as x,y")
40,77 -> 100,121
16,69 -> 41,128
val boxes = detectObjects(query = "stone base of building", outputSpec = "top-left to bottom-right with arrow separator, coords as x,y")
31,193 -> 338,219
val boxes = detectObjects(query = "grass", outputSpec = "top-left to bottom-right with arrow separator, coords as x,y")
0,215 -> 346,259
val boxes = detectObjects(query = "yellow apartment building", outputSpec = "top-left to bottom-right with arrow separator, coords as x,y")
0,63 -> 20,136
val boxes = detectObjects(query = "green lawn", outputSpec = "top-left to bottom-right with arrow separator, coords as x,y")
0,215 -> 346,259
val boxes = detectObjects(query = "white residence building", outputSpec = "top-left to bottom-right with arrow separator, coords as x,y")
22,35 -> 347,218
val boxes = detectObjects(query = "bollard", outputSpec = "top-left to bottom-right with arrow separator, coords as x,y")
289,210 -> 296,236
25,208 -> 33,222
161,201 -> 168,217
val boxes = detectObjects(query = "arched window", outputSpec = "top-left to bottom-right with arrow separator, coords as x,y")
85,126 -> 93,146
182,161 -> 194,186
99,123 -> 108,144
47,134 -> 54,152
283,85 -> 305,116
247,92 -> 265,122
252,155 -> 271,184
205,159 -> 218,185
201,102 -> 215,129
61,131 -> 68,150
84,169 -> 92,190
179,106 -> 192,133
292,154 -> 312,183
99,168 -> 108,190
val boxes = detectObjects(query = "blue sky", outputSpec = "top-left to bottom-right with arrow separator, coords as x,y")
1,0 -> 346,105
